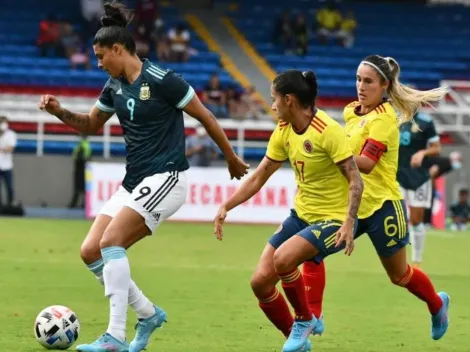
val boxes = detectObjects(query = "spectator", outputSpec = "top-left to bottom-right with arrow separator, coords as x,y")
315,1 -> 342,44
69,134 -> 91,209
226,86 -> 244,119
153,13 -> 169,62
240,86 -> 264,120
273,11 -> 295,54
0,116 -> 17,206
337,10 -> 357,48
80,0 -> 103,40
135,0 -> 158,34
293,14 -> 308,55
203,73 -> 228,118
450,188 -> 470,231
134,24 -> 151,58
185,126 -> 219,167
37,15 -> 61,57
61,21 -> 91,69
168,23 -> 190,62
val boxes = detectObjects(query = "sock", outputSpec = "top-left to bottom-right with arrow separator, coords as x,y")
101,246 -> 130,342
397,264 -> 443,315
302,261 -> 325,318
87,259 -> 156,320
410,223 -> 425,263
278,268 -> 311,321
258,288 -> 294,337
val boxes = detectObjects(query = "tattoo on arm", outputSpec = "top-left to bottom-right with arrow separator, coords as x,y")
57,109 -> 91,133
337,156 -> 364,220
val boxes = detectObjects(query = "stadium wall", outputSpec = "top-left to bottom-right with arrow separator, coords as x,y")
10,146 -> 470,209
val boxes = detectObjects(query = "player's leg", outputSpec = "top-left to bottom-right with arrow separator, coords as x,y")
251,211 -> 312,339
366,200 -> 450,340
302,261 -> 325,330
407,180 -> 433,266
80,188 -> 156,323
273,221 -> 345,352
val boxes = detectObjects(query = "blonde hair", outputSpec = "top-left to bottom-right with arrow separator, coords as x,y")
361,55 -> 449,124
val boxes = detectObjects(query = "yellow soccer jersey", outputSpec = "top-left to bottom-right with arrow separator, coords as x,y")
343,101 -> 402,219
266,109 -> 352,224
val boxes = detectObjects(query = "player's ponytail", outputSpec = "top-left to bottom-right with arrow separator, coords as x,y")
361,55 -> 448,124
93,1 -> 136,54
385,57 -> 448,123
273,70 -> 318,109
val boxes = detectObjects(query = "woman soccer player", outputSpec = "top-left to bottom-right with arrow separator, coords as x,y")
214,69 -> 364,352
303,55 -> 451,342
397,110 -> 441,267
39,2 -> 249,352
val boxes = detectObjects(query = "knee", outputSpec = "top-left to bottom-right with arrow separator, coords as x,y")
273,248 -> 297,274
250,272 -> 274,298
388,268 -> 409,286
80,240 -> 101,265
99,228 -> 119,249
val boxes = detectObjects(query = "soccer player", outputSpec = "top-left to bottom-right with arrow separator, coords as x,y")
38,3 -> 249,352
397,111 -> 441,267
213,69 -> 364,352
303,54 -> 451,341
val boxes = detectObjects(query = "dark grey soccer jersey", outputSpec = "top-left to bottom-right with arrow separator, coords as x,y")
96,59 -> 194,192
397,112 -> 439,190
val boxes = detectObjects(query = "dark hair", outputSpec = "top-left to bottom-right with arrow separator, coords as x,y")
273,69 -> 318,109
93,1 -> 136,54
460,188 -> 469,195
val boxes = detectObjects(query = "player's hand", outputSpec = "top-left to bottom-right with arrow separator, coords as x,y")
38,94 -> 62,116
411,150 -> 425,168
335,218 -> 355,256
213,206 -> 227,240
227,155 -> 250,180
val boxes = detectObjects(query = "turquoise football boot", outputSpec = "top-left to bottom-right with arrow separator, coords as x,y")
76,333 -> 129,352
431,292 -> 450,340
129,306 -> 167,352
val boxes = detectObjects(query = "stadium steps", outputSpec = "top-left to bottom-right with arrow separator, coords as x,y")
185,12 -> 275,120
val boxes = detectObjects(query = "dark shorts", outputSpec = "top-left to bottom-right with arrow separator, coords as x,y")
355,199 -> 409,257
268,209 -> 356,263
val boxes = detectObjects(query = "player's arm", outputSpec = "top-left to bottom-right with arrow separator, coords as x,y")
411,119 -> 441,167
336,156 -> 364,222
224,156 -> 282,211
39,95 -> 113,134
0,132 -> 16,153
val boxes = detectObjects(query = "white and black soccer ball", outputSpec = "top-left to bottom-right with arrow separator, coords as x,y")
34,305 -> 80,350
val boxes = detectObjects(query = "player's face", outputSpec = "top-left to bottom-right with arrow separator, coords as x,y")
93,44 -> 124,78
270,84 -> 291,122
356,64 -> 388,107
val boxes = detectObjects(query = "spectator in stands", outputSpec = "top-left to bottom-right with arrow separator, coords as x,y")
293,14 -> 308,55
337,10 -> 357,48
69,134 -> 91,209
240,86 -> 264,120
134,24 -> 151,58
203,73 -> 228,118
153,12 -> 170,62
315,1 -> 342,44
0,116 -> 17,206
273,11 -> 295,54
80,0 -> 103,40
449,188 -> 470,231
135,0 -> 158,34
168,23 -> 190,62
186,126 -> 219,167
61,21 -> 91,70
37,15 -> 61,57
226,86 -> 244,119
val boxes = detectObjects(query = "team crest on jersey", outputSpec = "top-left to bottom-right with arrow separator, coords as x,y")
303,140 -> 313,153
359,119 -> 367,128
139,84 -> 150,100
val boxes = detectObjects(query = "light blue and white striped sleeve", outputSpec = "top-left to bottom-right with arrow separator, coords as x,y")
95,79 -> 115,113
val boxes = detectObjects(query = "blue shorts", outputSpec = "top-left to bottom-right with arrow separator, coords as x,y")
269,209 -> 354,263
355,200 -> 409,257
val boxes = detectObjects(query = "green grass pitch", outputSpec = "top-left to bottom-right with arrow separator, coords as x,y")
1,218 -> 469,351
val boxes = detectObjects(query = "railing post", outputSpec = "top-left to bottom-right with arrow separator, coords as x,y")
237,122 -> 245,160
103,123 -> 111,159
37,120 -> 44,156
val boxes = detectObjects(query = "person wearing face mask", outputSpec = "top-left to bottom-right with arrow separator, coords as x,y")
0,116 -> 17,207
185,125 -> 219,167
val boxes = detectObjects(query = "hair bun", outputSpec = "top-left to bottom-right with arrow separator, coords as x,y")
302,70 -> 317,87
101,1 -> 133,28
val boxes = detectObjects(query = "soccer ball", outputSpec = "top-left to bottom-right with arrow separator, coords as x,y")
34,305 -> 80,350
